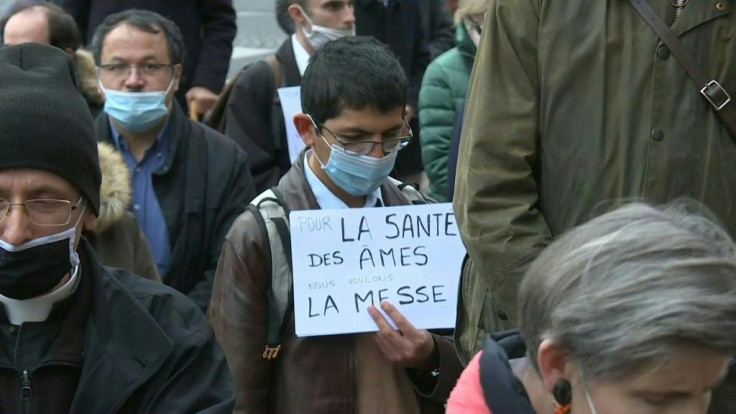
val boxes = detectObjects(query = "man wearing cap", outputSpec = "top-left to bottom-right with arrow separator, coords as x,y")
0,42 -> 234,412
91,10 -> 256,312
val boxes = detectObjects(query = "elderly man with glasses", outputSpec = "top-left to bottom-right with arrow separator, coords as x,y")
0,42 -> 234,412
91,9 -> 256,313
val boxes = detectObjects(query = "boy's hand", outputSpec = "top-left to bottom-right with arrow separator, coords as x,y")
368,301 -> 438,371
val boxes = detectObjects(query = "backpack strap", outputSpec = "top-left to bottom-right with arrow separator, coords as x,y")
264,55 -> 286,154
250,188 -> 294,360
389,177 -> 429,205
205,54 -> 284,139
205,71 -> 241,132
264,55 -> 283,90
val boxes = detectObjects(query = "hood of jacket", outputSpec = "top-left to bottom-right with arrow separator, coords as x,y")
75,48 -> 104,108
95,142 -> 132,233
479,330 -> 536,413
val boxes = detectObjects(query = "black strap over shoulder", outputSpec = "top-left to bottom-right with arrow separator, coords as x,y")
628,0 -> 736,138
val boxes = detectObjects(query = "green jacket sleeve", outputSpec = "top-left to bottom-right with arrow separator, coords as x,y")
454,0 -> 551,326
419,61 -> 456,202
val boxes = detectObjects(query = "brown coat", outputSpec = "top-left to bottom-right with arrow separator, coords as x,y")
210,155 -> 462,414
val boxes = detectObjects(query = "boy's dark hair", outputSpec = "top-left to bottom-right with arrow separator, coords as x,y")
90,9 -> 186,67
301,36 -> 408,124
0,1 -> 81,51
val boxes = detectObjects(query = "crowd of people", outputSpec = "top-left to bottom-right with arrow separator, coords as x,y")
0,0 -> 733,413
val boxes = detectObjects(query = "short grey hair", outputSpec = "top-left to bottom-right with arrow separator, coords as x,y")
519,201 -> 736,383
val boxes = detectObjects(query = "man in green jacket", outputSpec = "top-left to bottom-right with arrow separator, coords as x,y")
455,1 -> 735,411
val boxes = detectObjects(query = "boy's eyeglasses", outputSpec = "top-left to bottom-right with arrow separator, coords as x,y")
310,116 -> 413,156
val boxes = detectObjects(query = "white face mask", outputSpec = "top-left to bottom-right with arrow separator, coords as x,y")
298,6 -> 355,51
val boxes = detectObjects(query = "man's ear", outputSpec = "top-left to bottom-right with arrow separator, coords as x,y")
172,63 -> 183,94
294,112 -> 316,146
537,339 -> 571,393
288,3 -> 308,25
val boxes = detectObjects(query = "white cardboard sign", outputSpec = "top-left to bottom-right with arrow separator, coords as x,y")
289,203 -> 464,337
277,86 -> 307,162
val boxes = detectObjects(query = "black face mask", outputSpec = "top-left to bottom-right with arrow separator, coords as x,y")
0,225 -> 79,300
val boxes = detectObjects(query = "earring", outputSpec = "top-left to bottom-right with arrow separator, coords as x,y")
553,379 -> 571,414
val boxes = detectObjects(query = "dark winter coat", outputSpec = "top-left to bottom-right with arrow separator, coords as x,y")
419,0 -> 456,60
0,239 -> 234,413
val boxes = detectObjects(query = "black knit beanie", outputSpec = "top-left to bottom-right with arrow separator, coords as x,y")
0,43 -> 101,215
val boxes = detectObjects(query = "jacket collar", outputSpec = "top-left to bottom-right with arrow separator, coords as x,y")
276,36 -> 303,87
456,23 -> 478,59
71,239 -> 174,413
277,150 -> 412,211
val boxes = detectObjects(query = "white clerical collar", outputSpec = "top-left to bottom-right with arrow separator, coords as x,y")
0,265 -> 80,325
291,33 -> 311,77
304,150 -> 383,209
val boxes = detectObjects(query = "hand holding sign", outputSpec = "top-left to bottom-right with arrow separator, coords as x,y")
368,301 -> 438,371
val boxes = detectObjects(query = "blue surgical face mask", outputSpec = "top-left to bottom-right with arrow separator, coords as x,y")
314,133 -> 397,196
100,77 -> 175,133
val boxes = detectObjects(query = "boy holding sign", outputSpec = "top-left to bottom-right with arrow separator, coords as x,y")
210,36 -> 463,414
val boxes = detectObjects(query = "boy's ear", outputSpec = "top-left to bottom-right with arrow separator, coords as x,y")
294,112 -> 316,147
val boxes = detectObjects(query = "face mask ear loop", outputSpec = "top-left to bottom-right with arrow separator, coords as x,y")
580,372 -> 600,414
307,115 -> 332,168
164,71 -> 177,95
68,202 -> 86,269
296,5 -> 316,35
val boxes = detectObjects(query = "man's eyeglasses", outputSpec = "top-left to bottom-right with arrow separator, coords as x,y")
310,116 -> 413,156
0,196 -> 84,226
98,63 -> 174,80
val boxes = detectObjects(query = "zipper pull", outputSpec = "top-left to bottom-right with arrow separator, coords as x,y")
21,370 -> 32,401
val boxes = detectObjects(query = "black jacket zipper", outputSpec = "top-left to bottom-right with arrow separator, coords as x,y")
21,369 -> 32,414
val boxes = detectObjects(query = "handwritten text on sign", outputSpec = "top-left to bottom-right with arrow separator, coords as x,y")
290,203 -> 464,337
